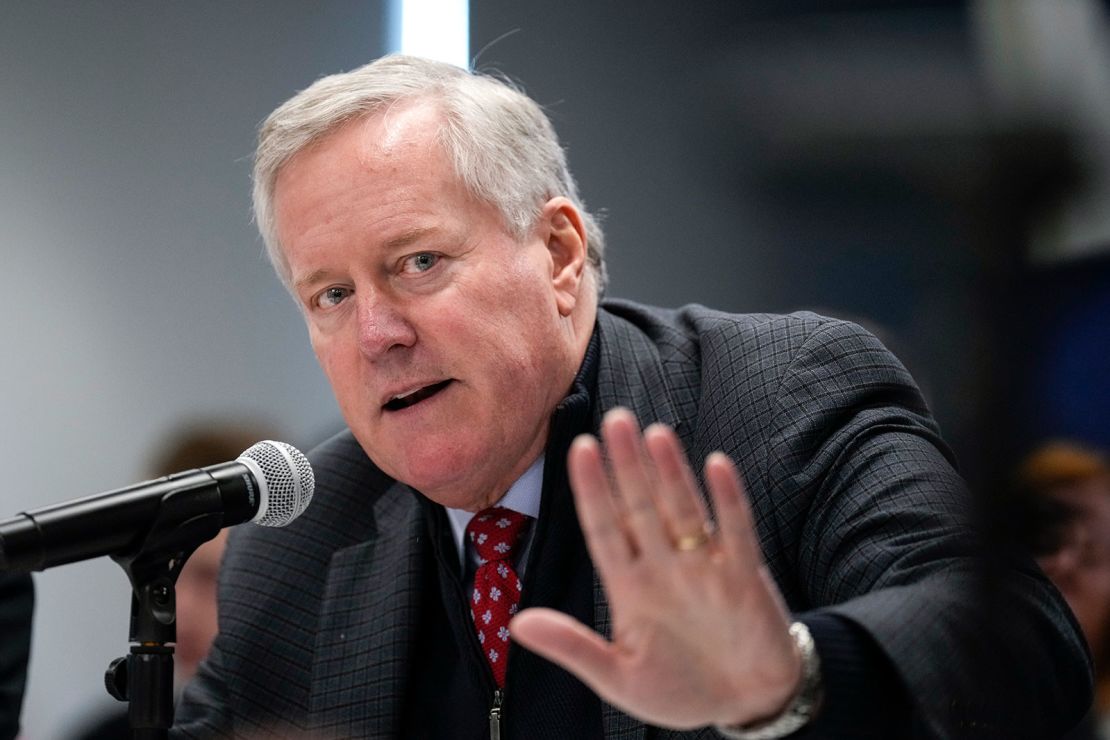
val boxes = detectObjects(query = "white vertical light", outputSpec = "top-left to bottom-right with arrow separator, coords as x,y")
395,0 -> 470,69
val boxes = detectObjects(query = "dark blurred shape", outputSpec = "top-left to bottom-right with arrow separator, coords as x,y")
146,425 -> 274,479
0,574 -> 33,740
712,0 -> 1110,485
69,421 -> 278,740
1006,442 -> 1110,739
1017,255 -> 1110,453
975,0 -> 1110,263
718,0 -> 1110,260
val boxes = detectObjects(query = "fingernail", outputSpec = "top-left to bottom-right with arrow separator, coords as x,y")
572,434 -> 598,450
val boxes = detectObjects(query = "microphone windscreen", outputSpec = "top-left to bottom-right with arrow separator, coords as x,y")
239,441 -> 314,527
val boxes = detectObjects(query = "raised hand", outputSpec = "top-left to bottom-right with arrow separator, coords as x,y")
510,408 -> 802,729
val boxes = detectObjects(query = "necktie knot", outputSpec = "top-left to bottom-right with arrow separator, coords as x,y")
466,507 -> 530,564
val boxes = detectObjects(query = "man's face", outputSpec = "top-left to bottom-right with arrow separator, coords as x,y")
272,103 -> 589,511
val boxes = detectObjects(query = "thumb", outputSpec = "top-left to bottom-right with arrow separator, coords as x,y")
511,607 -> 621,692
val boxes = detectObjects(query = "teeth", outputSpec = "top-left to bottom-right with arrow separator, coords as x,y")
385,380 -> 451,410
392,389 -> 419,401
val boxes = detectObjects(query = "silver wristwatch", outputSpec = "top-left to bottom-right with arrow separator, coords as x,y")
715,621 -> 824,740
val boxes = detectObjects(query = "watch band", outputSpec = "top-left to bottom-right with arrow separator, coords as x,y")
715,621 -> 824,740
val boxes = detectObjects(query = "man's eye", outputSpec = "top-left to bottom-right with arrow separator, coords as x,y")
403,252 -> 440,273
315,286 -> 351,309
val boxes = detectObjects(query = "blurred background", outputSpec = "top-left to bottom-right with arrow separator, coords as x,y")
1,0 -> 1108,736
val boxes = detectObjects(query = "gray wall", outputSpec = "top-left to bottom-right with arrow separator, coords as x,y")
0,4 -> 386,736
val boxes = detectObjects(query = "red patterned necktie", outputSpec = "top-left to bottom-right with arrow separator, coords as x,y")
466,506 -> 532,688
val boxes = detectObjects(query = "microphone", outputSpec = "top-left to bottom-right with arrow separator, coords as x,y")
0,440 -> 314,573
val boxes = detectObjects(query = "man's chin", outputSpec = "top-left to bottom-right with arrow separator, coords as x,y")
360,433 -> 511,509
400,474 -> 491,511
381,455 -> 487,508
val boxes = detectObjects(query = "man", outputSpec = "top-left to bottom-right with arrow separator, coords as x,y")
174,55 -> 1090,738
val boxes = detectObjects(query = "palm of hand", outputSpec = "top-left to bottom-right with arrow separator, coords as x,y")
511,408 -> 801,730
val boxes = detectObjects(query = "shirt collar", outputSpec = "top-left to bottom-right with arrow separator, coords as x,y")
445,455 -> 545,565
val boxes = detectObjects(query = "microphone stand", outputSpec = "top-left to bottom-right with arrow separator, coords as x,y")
104,482 -> 228,739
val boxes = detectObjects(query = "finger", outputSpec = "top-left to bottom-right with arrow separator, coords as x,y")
601,408 -> 669,554
643,423 -> 712,546
511,607 -> 621,696
704,452 -> 763,577
568,434 -> 635,581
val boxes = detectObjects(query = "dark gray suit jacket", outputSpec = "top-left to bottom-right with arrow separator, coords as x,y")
174,301 -> 1090,738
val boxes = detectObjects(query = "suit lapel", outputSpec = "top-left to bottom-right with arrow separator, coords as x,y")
593,309 -> 687,740
593,309 -> 683,436
310,481 -> 424,737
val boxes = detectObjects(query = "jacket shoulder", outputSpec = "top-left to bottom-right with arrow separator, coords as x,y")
186,430 -> 408,733
232,429 -> 393,561
600,298 -> 873,378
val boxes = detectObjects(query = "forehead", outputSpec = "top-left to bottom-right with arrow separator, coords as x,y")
271,102 -> 473,262
277,100 -> 449,191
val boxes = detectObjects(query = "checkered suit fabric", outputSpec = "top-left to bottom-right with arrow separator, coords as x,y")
173,301 -> 1089,739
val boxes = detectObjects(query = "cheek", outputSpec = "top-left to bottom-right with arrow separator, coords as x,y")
462,276 -> 559,348
311,332 -> 352,384
308,326 -> 330,370
311,339 -> 373,423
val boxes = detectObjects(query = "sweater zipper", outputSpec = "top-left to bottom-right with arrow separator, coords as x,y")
489,688 -> 504,740
436,537 -> 504,735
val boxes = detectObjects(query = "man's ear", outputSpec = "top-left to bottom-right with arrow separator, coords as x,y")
540,197 -> 588,316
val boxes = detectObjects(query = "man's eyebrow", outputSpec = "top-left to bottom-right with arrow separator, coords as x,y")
383,226 -> 437,250
293,268 -> 335,293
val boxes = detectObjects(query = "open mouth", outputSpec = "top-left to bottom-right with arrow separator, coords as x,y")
383,380 -> 453,411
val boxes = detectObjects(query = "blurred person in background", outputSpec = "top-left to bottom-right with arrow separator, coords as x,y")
0,574 -> 33,740
70,423 -> 274,740
1007,442 -> 1110,740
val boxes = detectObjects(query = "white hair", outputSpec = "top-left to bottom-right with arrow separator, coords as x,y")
253,54 -> 607,293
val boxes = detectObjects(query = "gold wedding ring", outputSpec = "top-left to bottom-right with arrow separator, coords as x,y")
674,524 -> 714,552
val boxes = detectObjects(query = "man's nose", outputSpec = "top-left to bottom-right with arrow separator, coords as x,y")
355,290 -> 417,359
